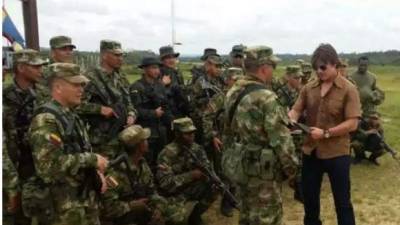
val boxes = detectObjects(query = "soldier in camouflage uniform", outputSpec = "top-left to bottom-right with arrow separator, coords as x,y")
338,58 -> 355,84
275,65 -> 302,109
351,112 -> 385,165
300,62 -> 313,86
80,40 -> 137,159
224,45 -> 246,71
101,125 -> 194,225
157,117 -> 218,225
3,49 -> 47,225
130,57 -> 174,169
350,56 -> 385,117
350,56 -> 385,163
36,36 -> 76,106
27,63 -> 109,225
275,65 -> 305,202
224,46 -> 298,225
191,54 -> 225,145
190,48 -> 220,85
3,135 -> 20,225
202,67 -> 244,216
159,46 -> 190,117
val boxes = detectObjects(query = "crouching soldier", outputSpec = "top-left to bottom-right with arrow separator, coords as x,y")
101,125 -> 193,225
157,117 -> 218,225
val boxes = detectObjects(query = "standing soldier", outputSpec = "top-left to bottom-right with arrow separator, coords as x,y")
301,62 -> 313,86
130,57 -> 173,169
191,54 -> 225,145
190,48 -> 220,84
36,35 -> 76,105
350,56 -> 385,117
101,125 -> 193,225
226,44 -> 246,70
275,65 -> 303,109
223,46 -> 298,225
3,49 -> 47,225
202,67 -> 244,217
157,117 -> 218,225
80,40 -> 137,159
27,63 -> 108,225
159,45 -> 190,117
275,65 -> 305,202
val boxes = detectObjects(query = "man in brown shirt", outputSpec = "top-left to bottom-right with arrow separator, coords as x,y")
289,44 -> 361,225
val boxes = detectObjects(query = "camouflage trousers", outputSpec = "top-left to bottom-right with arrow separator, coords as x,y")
239,178 -> 283,225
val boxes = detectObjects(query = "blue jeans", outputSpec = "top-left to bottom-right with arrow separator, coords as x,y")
302,151 -> 356,225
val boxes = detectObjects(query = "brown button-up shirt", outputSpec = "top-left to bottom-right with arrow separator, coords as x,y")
292,75 -> 361,159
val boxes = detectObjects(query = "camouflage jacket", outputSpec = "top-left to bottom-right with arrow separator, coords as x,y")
101,157 -> 157,218
3,80 -> 37,180
102,157 -> 189,223
350,70 -> 385,116
202,89 -> 227,144
192,74 -> 225,111
29,100 -> 97,186
157,141 -> 211,195
79,67 -> 137,145
275,84 -> 299,110
224,76 -> 298,177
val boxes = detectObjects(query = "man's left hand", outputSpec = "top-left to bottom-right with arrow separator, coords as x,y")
310,127 -> 324,140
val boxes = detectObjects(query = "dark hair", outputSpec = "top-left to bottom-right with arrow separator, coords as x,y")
311,43 -> 339,69
358,56 -> 369,62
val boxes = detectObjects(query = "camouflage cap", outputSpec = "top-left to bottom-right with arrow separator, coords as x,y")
286,65 -> 303,78
13,49 -> 47,66
100,40 -> 123,54
230,44 -> 245,57
200,48 -> 219,61
206,55 -> 223,66
119,125 -> 151,147
338,58 -> 349,68
49,35 -> 76,49
301,62 -> 312,73
223,67 -> 244,80
244,45 -> 281,67
172,117 -> 197,133
296,59 -> 305,65
159,45 -> 180,59
48,63 -> 89,84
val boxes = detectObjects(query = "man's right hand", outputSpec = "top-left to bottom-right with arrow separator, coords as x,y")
212,137 -> 223,152
191,169 -> 205,180
101,106 -> 117,118
96,154 -> 109,173
155,107 -> 165,118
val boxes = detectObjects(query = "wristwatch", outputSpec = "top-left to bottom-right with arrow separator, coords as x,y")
323,129 -> 331,139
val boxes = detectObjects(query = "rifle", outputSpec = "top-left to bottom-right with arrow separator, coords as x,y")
290,121 -> 311,135
185,148 -> 240,210
89,70 -> 128,141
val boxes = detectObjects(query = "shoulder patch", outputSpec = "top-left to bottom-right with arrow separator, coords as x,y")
48,133 -> 62,147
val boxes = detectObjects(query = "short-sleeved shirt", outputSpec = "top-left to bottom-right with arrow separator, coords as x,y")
292,74 -> 361,159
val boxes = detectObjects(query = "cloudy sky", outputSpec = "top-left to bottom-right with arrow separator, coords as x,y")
4,0 -> 400,55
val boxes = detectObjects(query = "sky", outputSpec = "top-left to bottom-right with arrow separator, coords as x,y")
3,0 -> 400,55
